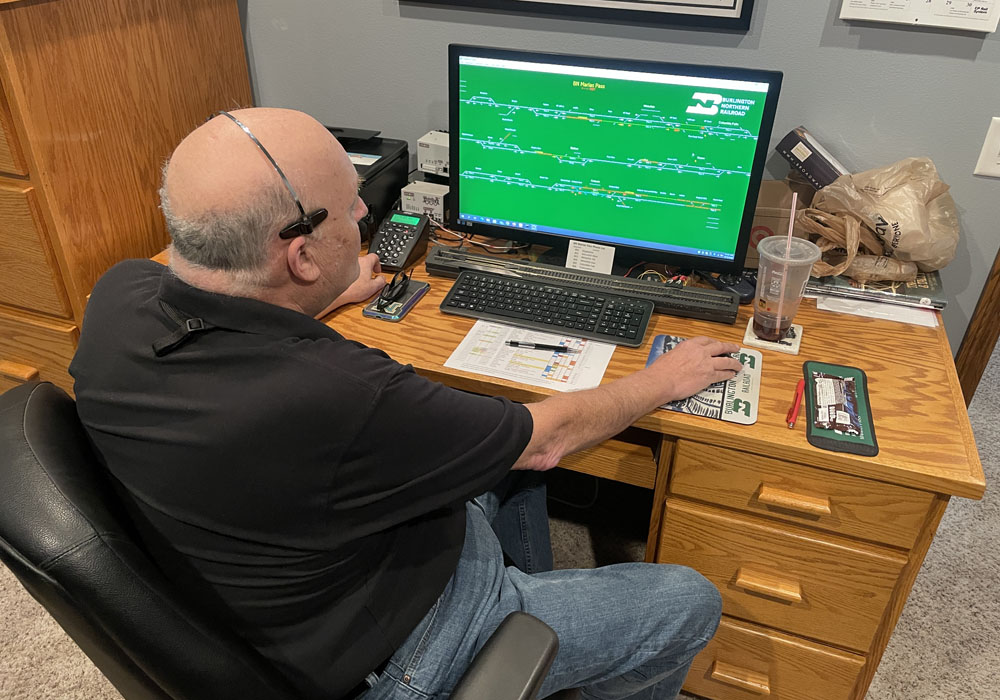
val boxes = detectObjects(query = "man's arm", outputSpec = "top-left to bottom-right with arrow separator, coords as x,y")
315,253 -> 386,318
513,337 -> 742,470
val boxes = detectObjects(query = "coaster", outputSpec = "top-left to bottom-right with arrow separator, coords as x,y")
743,318 -> 803,355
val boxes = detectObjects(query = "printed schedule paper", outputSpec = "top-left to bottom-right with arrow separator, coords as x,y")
445,320 -> 615,391
840,0 -> 999,32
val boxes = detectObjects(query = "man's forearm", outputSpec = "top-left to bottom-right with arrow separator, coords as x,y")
515,369 -> 665,470
514,336 -> 743,471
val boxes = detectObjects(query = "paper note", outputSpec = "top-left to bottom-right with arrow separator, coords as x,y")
840,0 -> 999,33
347,152 -> 381,166
444,321 -> 615,391
815,295 -> 938,327
566,240 -> 615,275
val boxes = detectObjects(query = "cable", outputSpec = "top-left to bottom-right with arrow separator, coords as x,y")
426,216 -> 467,248
425,216 -> 531,254
466,237 -> 531,254
624,261 -> 648,278
638,269 -> 669,283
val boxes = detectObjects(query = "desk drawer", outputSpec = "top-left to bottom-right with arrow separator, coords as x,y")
671,441 -> 933,549
684,617 -> 865,700
659,499 -> 905,652
0,181 -> 71,317
0,309 -> 77,393
559,428 -> 658,489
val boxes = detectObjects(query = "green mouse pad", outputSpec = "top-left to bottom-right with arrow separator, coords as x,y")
802,361 -> 878,457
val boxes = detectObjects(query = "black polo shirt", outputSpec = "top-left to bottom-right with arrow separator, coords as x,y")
70,260 -> 532,699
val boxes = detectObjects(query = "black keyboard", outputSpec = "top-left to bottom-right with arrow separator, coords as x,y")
441,270 -> 653,347
425,247 -> 739,324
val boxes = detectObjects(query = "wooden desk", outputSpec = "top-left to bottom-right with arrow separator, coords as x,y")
325,258 -> 985,700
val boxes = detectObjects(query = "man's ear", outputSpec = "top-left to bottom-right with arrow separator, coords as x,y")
286,237 -> 321,283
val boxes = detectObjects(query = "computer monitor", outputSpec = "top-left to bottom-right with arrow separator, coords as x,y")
447,45 -> 782,273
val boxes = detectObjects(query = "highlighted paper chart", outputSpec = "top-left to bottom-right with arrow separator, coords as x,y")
444,321 -> 616,391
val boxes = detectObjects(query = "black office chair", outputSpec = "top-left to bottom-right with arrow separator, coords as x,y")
0,382 -> 578,700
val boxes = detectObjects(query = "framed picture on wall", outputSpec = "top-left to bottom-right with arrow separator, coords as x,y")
407,0 -> 754,30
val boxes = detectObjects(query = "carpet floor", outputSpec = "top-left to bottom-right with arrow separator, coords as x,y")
2,343 -> 997,699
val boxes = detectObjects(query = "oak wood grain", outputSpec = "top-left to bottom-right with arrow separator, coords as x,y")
644,438 -> 674,563
0,76 -> 25,174
956,244 -> 1000,405
710,660 -> 772,695
0,306 -> 77,393
670,441 -> 934,549
323,257 -> 984,499
0,359 -> 37,382
558,429 -> 658,488
0,0 -> 252,322
734,567 -> 803,604
684,617 -> 865,700
849,495 -> 949,699
757,485 -> 830,517
659,499 -> 906,652
0,179 -> 71,317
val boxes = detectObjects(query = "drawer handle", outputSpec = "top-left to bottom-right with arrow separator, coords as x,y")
758,484 -> 831,517
711,660 -> 771,695
735,567 -> 802,604
0,360 -> 39,382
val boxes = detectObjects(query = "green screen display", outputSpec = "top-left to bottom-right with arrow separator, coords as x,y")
390,213 -> 422,226
456,55 -> 775,262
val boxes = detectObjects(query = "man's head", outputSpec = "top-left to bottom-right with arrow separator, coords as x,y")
161,108 -> 366,315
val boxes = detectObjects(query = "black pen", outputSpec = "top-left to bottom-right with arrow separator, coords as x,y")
506,341 -> 577,353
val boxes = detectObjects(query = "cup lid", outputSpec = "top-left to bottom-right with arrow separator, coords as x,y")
757,236 -> 821,264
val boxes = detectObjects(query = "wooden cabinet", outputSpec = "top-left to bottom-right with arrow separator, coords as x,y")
0,0 -> 251,392
656,439 -> 944,700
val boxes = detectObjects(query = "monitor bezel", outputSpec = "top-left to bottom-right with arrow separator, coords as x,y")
447,44 -> 783,274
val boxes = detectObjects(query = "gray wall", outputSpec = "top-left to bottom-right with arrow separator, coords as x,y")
240,0 -> 1000,351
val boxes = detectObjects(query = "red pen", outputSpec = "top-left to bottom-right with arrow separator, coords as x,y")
786,378 -> 806,429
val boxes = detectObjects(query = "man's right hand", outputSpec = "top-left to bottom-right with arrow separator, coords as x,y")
645,336 -> 743,404
515,335 -> 744,472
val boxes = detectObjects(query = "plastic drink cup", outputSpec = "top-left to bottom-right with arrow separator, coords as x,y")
752,236 -> 821,343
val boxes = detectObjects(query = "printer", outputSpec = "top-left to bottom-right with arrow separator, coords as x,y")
327,127 -> 408,242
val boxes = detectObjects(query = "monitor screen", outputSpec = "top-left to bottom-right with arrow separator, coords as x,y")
448,45 -> 782,272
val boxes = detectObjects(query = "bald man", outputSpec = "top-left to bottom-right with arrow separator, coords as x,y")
70,108 -> 740,700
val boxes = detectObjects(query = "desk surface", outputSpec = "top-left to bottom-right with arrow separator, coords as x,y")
325,255 -> 985,500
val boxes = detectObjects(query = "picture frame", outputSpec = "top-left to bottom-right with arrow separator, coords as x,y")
407,0 -> 754,31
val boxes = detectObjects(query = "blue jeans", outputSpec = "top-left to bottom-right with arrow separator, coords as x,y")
364,474 -> 721,699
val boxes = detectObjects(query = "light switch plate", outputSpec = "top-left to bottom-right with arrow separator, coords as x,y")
974,117 -> 1000,178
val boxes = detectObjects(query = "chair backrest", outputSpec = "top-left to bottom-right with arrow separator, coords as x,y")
0,382 -> 301,700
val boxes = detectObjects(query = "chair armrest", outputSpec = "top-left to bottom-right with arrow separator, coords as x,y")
450,611 -> 559,700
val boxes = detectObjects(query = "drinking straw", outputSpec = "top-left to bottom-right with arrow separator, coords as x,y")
772,192 -> 798,340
